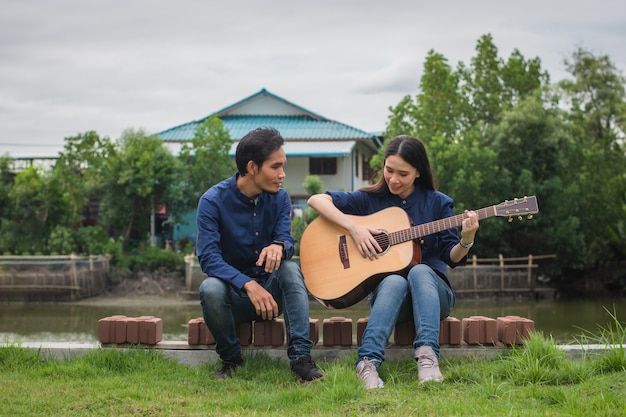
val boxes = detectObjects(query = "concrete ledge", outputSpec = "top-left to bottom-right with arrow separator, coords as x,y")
14,341 -> 623,367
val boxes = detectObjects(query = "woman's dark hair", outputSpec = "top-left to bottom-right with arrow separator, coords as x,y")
361,135 -> 437,195
235,127 -> 284,176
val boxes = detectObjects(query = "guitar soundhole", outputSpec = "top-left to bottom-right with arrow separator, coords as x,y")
374,230 -> 391,254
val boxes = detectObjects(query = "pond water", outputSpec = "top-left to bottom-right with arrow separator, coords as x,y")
1,295 -> 625,345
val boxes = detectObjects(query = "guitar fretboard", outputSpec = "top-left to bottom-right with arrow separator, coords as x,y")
386,205 -> 497,246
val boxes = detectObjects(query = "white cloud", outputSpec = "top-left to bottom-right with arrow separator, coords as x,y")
1,0 -> 625,157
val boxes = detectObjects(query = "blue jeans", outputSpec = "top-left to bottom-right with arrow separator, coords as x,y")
357,264 -> 455,366
199,260 -> 313,365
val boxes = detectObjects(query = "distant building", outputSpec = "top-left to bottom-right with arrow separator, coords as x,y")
158,88 -> 382,201
157,88 -> 383,243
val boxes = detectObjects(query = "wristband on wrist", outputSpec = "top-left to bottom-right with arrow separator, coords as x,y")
460,240 -> 474,249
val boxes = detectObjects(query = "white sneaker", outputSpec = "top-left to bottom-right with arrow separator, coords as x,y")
355,357 -> 384,389
415,346 -> 444,383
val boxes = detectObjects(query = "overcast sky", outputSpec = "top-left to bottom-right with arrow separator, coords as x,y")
1,0 -> 625,158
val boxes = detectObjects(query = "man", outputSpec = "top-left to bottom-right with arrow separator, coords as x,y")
196,127 -> 323,382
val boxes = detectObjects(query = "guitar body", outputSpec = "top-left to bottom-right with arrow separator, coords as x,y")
300,207 -> 415,309
300,196 -> 539,309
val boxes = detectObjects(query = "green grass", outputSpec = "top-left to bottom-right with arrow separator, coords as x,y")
2,332 -> 625,416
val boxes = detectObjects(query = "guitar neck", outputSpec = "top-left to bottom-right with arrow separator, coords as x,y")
388,205 -> 497,245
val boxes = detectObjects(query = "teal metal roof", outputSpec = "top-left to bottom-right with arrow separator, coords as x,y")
157,89 -> 380,145
159,115 -> 377,141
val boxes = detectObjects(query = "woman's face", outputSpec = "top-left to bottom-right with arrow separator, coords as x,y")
383,154 -> 419,199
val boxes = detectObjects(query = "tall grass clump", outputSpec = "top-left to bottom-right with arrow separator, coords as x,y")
574,306 -> 626,373
0,343 -> 46,371
497,331 -> 586,385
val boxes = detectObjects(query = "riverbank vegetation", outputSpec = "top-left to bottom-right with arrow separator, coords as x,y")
2,322 -> 625,416
1,34 -> 625,290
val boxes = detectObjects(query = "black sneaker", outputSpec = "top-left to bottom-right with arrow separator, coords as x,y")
213,358 -> 243,379
291,356 -> 323,382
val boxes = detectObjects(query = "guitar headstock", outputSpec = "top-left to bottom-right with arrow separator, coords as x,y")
494,196 -> 539,222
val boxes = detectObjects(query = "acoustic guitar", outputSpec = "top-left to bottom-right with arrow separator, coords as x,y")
300,196 -> 539,309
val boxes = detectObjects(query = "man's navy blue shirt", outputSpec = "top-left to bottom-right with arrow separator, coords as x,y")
196,174 -> 295,289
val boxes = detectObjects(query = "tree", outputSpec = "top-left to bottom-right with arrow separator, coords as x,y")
50,131 -> 111,227
1,167 -> 49,253
458,34 -> 504,129
415,50 -> 461,141
177,116 -> 234,213
98,129 -> 183,248
558,48 -> 626,266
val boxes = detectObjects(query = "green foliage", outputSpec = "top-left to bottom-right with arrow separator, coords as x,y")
98,129 -> 183,247
50,131 -> 111,227
302,174 -> 325,196
382,35 -> 626,277
177,116 -> 234,213
47,225 -> 75,255
123,246 -> 185,273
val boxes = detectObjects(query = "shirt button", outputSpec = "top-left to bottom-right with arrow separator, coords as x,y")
255,232 -> 259,236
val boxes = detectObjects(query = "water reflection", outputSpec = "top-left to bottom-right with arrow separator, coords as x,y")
1,296 -> 624,345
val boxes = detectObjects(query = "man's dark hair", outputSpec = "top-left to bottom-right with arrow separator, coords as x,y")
235,127 -> 284,176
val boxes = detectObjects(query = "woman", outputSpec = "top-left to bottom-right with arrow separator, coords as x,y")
307,135 -> 479,388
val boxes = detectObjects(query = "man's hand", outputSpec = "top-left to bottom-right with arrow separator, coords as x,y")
256,243 -> 284,272
242,280 -> 279,320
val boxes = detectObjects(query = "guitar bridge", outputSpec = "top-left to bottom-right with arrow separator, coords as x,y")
339,235 -> 350,269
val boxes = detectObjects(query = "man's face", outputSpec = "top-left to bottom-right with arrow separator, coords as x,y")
253,147 -> 287,195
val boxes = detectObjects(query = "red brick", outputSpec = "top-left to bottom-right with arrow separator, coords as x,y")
462,316 -> 497,345
199,320 -> 216,345
496,317 -> 518,344
237,322 -> 253,346
187,318 -> 202,345
138,317 -> 163,345
114,318 -> 128,344
126,317 -> 140,344
97,317 -> 115,343
393,320 -> 415,345
97,315 -> 129,344
448,317 -> 462,345
497,316 -> 535,344
253,319 -> 285,346
309,318 -> 319,345
189,317 -> 216,345
356,317 -> 368,346
439,317 -> 461,345
323,317 -> 352,346
462,317 -> 478,344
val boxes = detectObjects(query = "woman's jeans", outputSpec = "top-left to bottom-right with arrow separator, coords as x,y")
357,264 -> 455,365
199,260 -> 313,365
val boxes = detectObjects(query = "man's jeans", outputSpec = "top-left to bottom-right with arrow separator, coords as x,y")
357,264 -> 455,365
199,260 -> 313,364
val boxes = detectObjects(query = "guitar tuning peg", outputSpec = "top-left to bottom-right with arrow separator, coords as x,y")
528,214 -> 533,220
518,215 -> 523,221
508,217 -> 513,223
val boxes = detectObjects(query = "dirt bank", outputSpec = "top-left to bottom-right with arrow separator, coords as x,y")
108,272 -> 186,296
78,272 -> 192,306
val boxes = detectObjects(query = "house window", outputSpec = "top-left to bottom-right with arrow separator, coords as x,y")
309,157 -> 337,175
